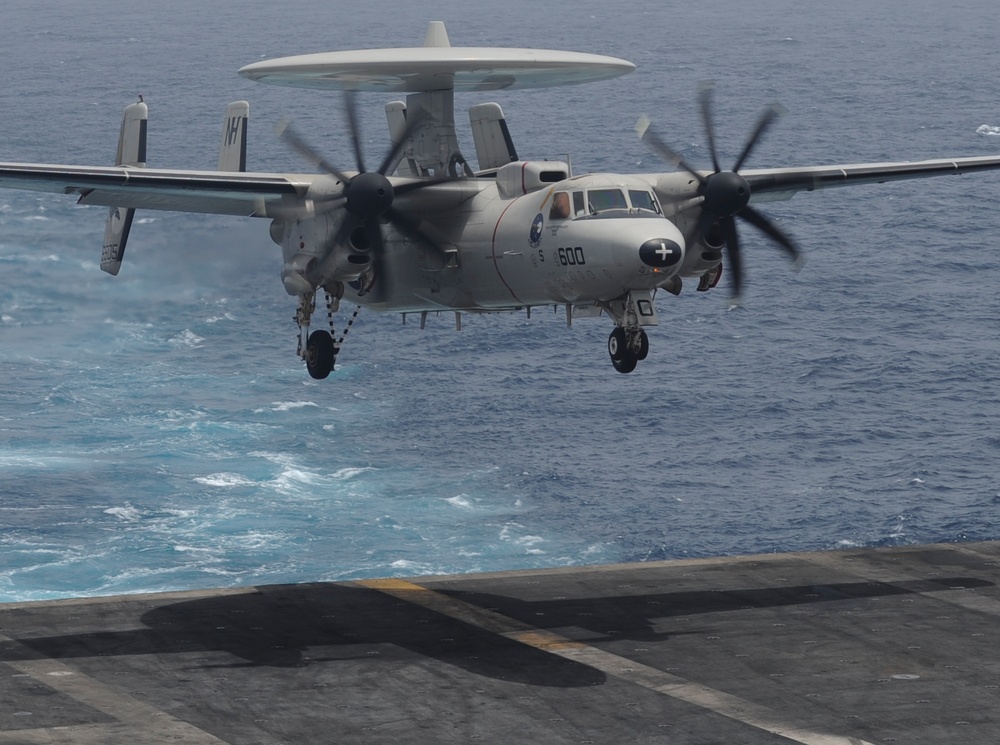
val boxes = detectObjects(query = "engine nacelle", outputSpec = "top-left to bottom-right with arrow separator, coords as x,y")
313,245 -> 372,283
281,253 -> 315,296
274,209 -> 374,295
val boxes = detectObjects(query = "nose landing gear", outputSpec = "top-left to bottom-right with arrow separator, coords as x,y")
607,326 -> 649,374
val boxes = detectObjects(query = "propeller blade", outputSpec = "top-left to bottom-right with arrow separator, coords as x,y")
636,116 -> 706,186
656,191 -> 704,215
277,120 -> 353,185
343,92 -> 367,174
384,205 -> 450,256
690,207 -> 716,248
362,217 -> 384,254
738,205 -> 801,264
698,82 -> 722,174
639,86 -> 802,299
278,96 -> 463,290
721,216 -> 743,299
732,104 -> 783,173
392,175 -> 455,197
329,213 -> 357,252
309,213 -> 360,282
376,107 -> 431,176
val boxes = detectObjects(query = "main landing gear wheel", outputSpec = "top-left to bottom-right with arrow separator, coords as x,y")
305,329 -> 335,379
608,327 -> 641,374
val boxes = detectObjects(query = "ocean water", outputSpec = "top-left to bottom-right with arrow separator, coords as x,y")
2,0 -> 999,602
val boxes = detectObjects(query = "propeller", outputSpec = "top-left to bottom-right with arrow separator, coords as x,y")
278,92 -> 450,284
637,83 -> 801,299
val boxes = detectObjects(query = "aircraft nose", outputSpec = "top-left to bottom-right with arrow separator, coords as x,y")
639,238 -> 683,268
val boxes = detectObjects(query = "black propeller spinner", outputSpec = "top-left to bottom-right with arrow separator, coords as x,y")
278,92 -> 448,278
639,83 -> 801,299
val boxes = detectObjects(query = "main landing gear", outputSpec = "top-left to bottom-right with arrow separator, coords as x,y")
304,329 -> 335,379
607,326 -> 649,374
294,285 -> 360,379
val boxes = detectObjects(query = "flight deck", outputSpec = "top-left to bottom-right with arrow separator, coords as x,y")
2,541 -> 999,744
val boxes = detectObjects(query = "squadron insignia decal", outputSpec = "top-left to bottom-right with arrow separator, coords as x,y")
528,212 -> 544,248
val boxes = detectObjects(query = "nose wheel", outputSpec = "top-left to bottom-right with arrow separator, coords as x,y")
607,327 -> 649,374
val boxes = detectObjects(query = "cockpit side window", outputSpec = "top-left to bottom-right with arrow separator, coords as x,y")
587,189 -> 628,213
572,191 -> 586,216
629,190 -> 662,214
549,191 -> 571,220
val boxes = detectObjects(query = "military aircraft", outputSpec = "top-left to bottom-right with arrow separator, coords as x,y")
3,22 -> 1000,378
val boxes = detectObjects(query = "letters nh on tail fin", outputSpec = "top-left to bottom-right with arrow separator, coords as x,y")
218,101 -> 249,172
101,101 -> 147,276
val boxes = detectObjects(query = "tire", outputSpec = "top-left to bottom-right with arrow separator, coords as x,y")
612,351 -> 638,374
305,329 -> 335,379
608,327 -> 628,361
635,329 -> 649,361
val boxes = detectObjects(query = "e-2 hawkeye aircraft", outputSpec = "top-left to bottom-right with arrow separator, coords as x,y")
3,21 -> 1000,378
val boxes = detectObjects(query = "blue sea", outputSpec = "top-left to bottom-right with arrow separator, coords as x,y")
2,0 -> 1000,602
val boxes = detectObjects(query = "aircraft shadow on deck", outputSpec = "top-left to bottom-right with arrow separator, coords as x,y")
4,576 -> 991,689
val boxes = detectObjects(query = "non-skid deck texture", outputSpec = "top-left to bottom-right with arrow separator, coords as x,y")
2,542 -> 999,743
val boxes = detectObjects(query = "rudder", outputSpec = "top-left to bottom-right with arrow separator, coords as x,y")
101,101 -> 147,276
218,101 -> 249,172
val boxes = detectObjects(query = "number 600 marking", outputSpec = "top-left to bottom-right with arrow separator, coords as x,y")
558,246 -> 586,266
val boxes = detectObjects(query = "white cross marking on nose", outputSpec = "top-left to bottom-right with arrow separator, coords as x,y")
655,242 -> 671,261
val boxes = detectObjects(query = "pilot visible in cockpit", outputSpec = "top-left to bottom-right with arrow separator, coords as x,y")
549,191 -> 571,220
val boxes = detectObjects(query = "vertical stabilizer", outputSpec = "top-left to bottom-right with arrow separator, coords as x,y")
218,101 -> 249,172
469,103 -> 518,171
424,21 -> 451,48
101,101 -> 147,276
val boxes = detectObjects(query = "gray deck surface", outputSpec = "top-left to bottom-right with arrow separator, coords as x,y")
2,541 -> 999,744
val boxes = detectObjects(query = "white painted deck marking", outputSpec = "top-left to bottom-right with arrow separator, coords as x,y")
0,631 -> 233,745
359,578 -> 877,745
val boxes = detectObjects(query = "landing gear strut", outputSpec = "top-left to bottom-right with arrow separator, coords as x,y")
294,285 -> 360,379
607,326 -> 649,374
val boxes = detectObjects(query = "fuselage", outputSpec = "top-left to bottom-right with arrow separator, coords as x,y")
332,172 -> 687,313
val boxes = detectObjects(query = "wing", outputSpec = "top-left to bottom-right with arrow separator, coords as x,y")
642,154 -> 1000,205
744,155 -> 1000,203
0,162 -> 317,217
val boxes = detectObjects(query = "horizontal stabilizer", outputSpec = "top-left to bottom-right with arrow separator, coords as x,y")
101,101 -> 147,275
469,103 -> 517,171
218,101 -> 249,172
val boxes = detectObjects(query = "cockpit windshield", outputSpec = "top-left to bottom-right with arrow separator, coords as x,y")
628,190 -> 661,214
587,188 -> 629,213
549,188 -> 664,220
